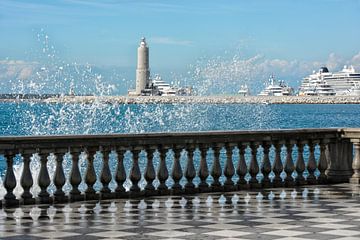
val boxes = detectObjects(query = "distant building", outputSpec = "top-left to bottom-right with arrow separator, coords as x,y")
128,37 -> 193,96
128,37 -> 150,96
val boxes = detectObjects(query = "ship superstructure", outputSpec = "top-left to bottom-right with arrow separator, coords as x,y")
258,75 -> 293,96
299,66 -> 360,96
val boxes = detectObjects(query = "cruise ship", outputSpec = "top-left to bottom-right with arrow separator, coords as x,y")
258,75 -> 293,96
299,65 -> 360,96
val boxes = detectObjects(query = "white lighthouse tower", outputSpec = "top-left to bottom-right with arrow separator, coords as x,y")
135,37 -> 150,95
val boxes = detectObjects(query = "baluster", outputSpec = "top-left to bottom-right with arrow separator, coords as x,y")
172,146 -> 183,194
295,142 -> 306,185
350,141 -> 360,184
198,145 -> 209,191
53,151 -> 67,203
284,142 -> 295,186
38,152 -> 51,203
249,143 -> 260,188
4,151 -> 19,206
115,149 -> 127,197
144,147 -> 156,195
130,149 -> 141,194
184,146 -> 196,193
100,148 -> 113,199
69,150 -> 83,201
157,147 -> 169,194
307,141 -> 317,184
20,153 -> 35,204
261,142 -> 272,188
318,140 -> 328,184
85,150 -> 98,200
224,144 -> 235,191
272,142 -> 284,187
237,143 -> 249,189
211,145 -> 222,191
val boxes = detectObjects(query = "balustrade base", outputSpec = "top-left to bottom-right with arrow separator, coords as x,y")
85,193 -> 99,201
272,181 -> 285,188
171,188 -> 184,195
198,186 -> 211,193
350,177 -> 360,184
237,183 -> 250,190
223,184 -> 237,192
22,198 -> 36,205
70,194 -> 85,202
4,199 -> 19,208
129,191 -> 145,198
296,179 -> 307,186
211,185 -> 224,192
250,182 -> 262,189
100,192 -> 115,200
184,188 -> 199,194
158,188 -> 171,196
327,170 -> 354,183
115,191 -> 128,198
37,197 -> 53,205
285,181 -> 296,187
54,195 -> 69,204
144,189 -> 158,197
306,178 -> 317,185
262,181 -> 272,188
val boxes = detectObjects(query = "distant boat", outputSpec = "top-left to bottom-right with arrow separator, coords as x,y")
151,75 -> 177,96
238,85 -> 250,96
299,66 -> 360,96
258,75 -> 293,96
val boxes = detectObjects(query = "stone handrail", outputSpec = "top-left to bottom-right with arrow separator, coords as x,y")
0,128 -> 356,207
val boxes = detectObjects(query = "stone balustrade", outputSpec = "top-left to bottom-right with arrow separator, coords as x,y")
0,128 -> 357,207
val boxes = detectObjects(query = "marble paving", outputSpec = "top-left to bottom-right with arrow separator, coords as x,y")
1,184 -> 360,239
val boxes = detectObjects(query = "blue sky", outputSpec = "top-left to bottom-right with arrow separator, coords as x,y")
1,0 -> 360,94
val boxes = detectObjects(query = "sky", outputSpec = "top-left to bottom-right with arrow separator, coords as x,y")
1,0 -> 360,94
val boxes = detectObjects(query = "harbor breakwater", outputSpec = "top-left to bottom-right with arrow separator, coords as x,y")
2,95 -> 360,104
24,95 -> 360,104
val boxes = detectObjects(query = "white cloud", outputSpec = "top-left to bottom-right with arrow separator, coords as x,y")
149,37 -> 193,46
351,52 -> 360,67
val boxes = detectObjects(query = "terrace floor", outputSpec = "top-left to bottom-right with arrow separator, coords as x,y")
1,184 -> 360,240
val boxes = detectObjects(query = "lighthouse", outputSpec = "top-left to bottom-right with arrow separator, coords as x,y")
135,37 -> 150,95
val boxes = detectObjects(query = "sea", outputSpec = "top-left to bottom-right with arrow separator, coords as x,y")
1,102 -> 360,136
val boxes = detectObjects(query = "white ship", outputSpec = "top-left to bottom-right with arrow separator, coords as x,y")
299,66 -> 360,96
150,74 -> 177,96
258,75 -> 293,96
238,85 -> 250,96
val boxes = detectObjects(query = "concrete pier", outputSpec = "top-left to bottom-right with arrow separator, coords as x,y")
39,95 -> 360,104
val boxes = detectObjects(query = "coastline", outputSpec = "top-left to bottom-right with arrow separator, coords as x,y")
1,95 -> 360,104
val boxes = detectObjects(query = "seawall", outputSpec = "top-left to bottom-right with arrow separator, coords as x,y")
2,95 -> 360,104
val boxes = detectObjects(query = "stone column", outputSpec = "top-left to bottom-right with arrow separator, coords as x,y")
224,144 -> 236,191
184,146 -> 196,193
4,151 -> 19,206
100,148 -> 113,199
20,153 -> 35,205
211,145 -> 222,191
350,141 -> 360,184
144,147 -> 156,195
115,149 -> 127,197
69,150 -> 84,201
53,151 -> 68,203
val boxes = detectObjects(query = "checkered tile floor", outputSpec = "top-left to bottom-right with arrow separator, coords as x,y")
1,184 -> 360,239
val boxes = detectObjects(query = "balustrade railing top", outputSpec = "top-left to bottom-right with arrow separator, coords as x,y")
0,128 -> 358,208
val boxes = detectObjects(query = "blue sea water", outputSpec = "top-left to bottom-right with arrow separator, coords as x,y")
0,102 -> 360,136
